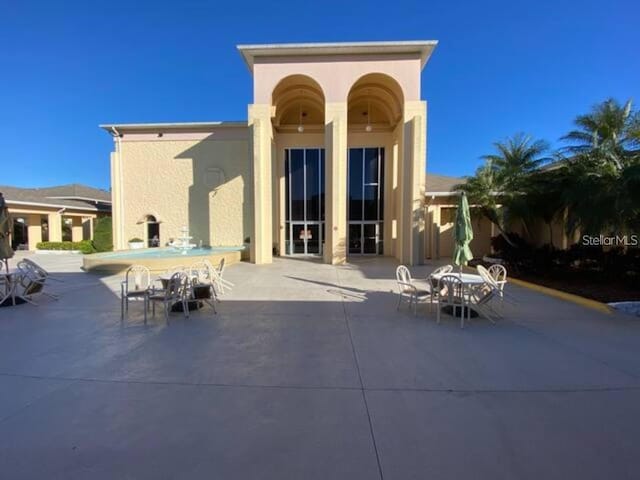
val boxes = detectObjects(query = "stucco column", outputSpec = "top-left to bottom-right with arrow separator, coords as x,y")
248,104 -> 274,264
110,150 -> 125,250
71,217 -> 83,242
398,101 -> 427,266
324,102 -> 348,265
48,212 -> 62,242
26,214 -> 42,250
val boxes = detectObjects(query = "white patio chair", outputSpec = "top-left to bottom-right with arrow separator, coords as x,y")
396,265 -> 430,316
120,265 -> 151,323
18,258 -> 64,282
189,261 -> 218,313
16,260 -> 59,305
149,271 -> 190,322
204,259 -> 233,295
487,264 -> 507,304
473,266 -> 502,323
427,264 -> 454,312
436,274 -> 467,328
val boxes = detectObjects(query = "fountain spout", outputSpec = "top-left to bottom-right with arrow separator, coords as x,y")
170,226 -> 197,254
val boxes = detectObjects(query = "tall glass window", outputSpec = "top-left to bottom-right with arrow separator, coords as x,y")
348,147 -> 385,255
285,148 -> 325,255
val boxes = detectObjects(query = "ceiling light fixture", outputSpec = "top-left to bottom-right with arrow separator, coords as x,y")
297,91 -> 305,133
365,91 -> 372,132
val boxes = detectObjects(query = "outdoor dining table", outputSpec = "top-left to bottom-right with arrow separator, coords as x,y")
429,271 -> 485,286
429,271 -> 486,317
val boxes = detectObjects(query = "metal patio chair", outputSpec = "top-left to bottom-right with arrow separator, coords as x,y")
436,274 -> 467,328
189,261 -> 217,313
427,264 -> 453,312
16,261 -> 59,305
120,265 -> 151,323
395,265 -> 430,316
149,271 -> 190,322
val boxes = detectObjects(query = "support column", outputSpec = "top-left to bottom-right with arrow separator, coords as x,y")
26,214 -> 42,251
398,101 -> 427,266
48,212 -> 62,242
71,217 -> 83,242
324,102 -> 348,265
248,104 -> 274,264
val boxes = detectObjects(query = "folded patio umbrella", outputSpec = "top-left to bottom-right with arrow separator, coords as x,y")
452,191 -> 473,272
0,204 -> 14,273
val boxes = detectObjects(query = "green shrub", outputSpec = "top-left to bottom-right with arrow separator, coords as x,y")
36,240 -> 96,254
128,237 -> 143,243
92,216 -> 113,252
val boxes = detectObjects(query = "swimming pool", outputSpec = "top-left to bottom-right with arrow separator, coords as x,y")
82,246 -> 245,273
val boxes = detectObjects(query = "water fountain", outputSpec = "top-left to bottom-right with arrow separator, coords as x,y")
170,226 -> 197,254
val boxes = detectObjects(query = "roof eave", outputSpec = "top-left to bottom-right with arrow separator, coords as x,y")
237,40 -> 439,73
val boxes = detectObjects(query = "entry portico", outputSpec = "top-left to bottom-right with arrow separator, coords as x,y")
103,40 -> 437,266
241,41 -> 437,265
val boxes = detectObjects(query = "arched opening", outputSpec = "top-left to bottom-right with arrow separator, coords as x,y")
144,215 -> 160,247
346,73 -> 404,256
347,73 -> 404,132
272,75 -> 327,256
272,74 -> 325,133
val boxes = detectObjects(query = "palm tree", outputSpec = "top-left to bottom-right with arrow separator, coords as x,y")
562,98 -> 640,170
560,98 -> 640,235
456,133 -> 550,245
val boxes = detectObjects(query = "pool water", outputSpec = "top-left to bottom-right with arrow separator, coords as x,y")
99,246 -> 244,260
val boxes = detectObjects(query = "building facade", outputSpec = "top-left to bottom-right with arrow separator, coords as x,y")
104,41 -> 438,265
0,184 -> 111,250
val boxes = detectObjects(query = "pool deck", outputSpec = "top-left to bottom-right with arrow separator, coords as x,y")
1,253 -> 640,479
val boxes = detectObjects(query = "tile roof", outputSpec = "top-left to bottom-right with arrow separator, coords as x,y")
0,184 -> 111,211
425,173 -> 464,194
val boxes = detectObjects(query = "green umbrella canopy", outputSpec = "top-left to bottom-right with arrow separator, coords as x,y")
0,206 -> 14,270
452,191 -> 474,268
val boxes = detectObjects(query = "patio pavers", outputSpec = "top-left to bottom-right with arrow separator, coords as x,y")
1,253 -> 639,479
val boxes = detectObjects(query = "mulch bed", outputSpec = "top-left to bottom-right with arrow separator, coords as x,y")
510,271 -> 640,304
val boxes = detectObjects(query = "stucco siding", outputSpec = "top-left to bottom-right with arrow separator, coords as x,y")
118,135 -> 251,249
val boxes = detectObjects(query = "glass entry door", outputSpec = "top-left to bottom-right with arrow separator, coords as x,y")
285,148 -> 325,256
348,147 -> 385,255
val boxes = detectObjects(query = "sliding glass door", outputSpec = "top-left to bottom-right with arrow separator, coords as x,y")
285,148 -> 325,256
348,147 -> 385,255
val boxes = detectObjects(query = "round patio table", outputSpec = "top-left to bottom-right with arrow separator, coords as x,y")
429,272 -> 485,318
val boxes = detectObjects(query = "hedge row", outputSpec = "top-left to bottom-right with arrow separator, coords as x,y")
36,240 -> 96,254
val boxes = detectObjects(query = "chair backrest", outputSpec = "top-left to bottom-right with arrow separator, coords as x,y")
124,265 -> 151,291
396,265 -> 412,285
165,272 -> 188,301
189,262 -> 210,284
477,265 -> 499,290
488,264 -> 507,283
431,265 -> 453,277
18,258 -> 48,278
217,258 -> 226,276
437,274 -> 464,304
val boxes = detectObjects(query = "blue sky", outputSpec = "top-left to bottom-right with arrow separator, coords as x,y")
1,0 -> 638,190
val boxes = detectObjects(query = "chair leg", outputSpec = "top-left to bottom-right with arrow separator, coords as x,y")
143,297 -> 148,325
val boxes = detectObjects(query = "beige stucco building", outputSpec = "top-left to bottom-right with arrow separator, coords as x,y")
103,41 -> 440,265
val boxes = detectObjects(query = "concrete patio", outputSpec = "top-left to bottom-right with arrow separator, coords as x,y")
1,253 -> 640,479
